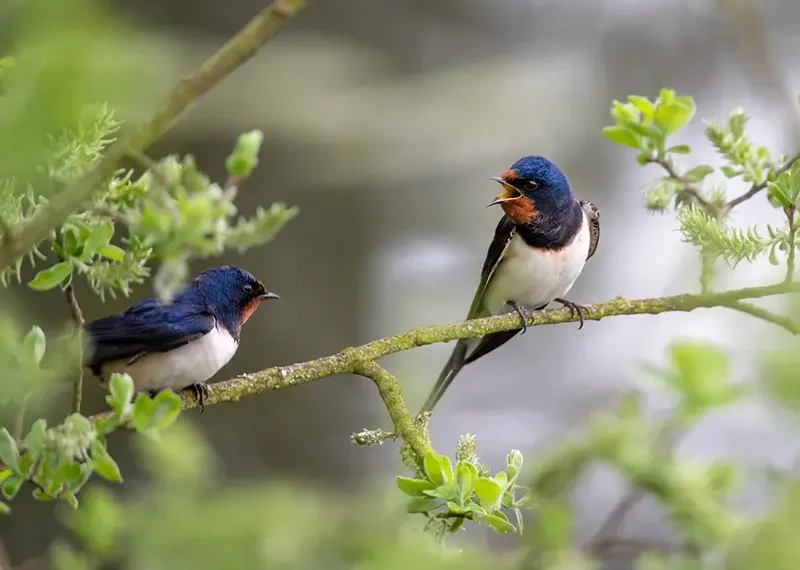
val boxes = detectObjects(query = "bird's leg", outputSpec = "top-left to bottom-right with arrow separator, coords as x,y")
506,301 -> 531,334
147,388 -> 162,398
186,382 -> 211,413
553,298 -> 588,330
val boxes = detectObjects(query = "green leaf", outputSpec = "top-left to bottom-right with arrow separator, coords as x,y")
654,96 -> 695,135
475,476 -> 503,510
226,129 -> 264,178
422,484 -> 459,502
423,450 -> 445,486
721,165 -> 740,178
62,491 -> 79,509
90,439 -> 122,483
24,419 -> 47,457
150,390 -> 181,429
769,181 -> 794,209
669,342 -> 739,413
28,261 -> 73,291
23,326 -> 46,366
0,501 -> 9,515
406,496 -> 441,514
107,373 -> 134,413
480,513 -> 515,533
396,476 -> 436,497
132,394 -> 156,432
602,126 -> 642,150
83,221 -> 114,257
2,476 -> 22,500
98,244 -> 126,262
456,462 -> 477,503
494,471 -> 509,489
438,455 -> 454,485
667,144 -> 691,154
684,165 -> 714,182
623,121 -> 663,141
51,541 -> 90,570
628,95 -> 654,119
0,429 -> 19,471
507,449 -> 524,472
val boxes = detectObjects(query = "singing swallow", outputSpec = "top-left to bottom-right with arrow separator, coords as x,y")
420,156 -> 599,413
84,265 -> 279,411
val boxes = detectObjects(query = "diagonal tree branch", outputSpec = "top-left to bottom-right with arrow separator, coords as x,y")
0,0 -> 307,272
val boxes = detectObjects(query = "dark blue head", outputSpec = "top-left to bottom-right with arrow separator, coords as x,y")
488,155 -> 574,225
179,265 -> 278,328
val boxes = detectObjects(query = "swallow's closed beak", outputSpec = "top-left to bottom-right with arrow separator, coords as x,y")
487,176 -> 522,207
258,291 -> 280,301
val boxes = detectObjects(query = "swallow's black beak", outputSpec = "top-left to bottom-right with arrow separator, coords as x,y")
258,291 -> 280,301
487,176 -> 522,207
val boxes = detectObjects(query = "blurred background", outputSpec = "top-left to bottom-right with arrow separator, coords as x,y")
3,0 -> 800,568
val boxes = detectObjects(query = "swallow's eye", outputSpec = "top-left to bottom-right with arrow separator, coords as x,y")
522,179 -> 539,192
243,284 -> 253,294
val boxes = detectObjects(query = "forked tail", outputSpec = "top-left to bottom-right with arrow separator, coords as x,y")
418,339 -> 469,414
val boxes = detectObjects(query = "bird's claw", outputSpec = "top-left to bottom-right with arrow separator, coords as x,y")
188,382 -> 211,413
554,298 -> 587,330
507,301 -> 531,334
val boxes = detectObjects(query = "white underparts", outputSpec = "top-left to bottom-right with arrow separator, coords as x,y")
101,325 -> 238,392
482,212 -> 590,316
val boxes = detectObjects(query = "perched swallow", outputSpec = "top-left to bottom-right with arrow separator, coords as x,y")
420,156 -> 600,413
84,265 -> 279,411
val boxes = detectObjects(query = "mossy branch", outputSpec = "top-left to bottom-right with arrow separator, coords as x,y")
91,280 -> 800,462
0,0 -> 307,271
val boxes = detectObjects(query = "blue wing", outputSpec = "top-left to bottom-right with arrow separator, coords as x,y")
84,297 -> 215,373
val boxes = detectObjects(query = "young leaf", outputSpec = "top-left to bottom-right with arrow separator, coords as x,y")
438,454 -> 455,485
2,476 -> 22,500
602,126 -> 642,150
0,429 -> 19,471
655,96 -> 695,135
107,373 -> 134,412
98,244 -> 126,263
628,95 -> 655,119
131,395 -> 156,432
28,261 -> 74,291
396,476 -> 436,497
667,144 -> 691,154
24,419 -> 47,457
0,502 -> 9,515
423,450 -> 445,486
456,462 -> 477,503
23,326 -> 46,366
83,221 -> 114,257
475,476 -> 503,511
90,440 -> 123,483
150,390 -> 181,429
684,165 -> 714,182
406,496 -> 441,514
479,513 -> 516,533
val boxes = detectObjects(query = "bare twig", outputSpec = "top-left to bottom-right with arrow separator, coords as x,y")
728,300 -> 799,333
724,152 -> 800,211
65,284 -> 85,414
786,206 -> 796,283
0,0 -> 307,272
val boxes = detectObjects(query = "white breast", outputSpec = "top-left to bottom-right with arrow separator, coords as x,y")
482,213 -> 590,316
101,326 -> 239,392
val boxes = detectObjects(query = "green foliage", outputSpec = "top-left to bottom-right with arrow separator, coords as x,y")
705,107 -> 777,186
0,373 -> 181,513
396,441 -> 528,539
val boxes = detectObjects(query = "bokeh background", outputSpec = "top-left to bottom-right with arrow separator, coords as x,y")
3,0 -> 800,568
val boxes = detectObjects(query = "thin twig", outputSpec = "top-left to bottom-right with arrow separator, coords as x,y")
724,153 -> 800,211
727,300 -> 799,334
87,280 -> 800,421
0,0 -> 307,272
647,157 -> 717,215
64,284 -> 85,414
786,206 -> 796,283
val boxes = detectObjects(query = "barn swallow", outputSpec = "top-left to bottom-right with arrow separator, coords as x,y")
84,265 -> 279,411
420,156 -> 600,413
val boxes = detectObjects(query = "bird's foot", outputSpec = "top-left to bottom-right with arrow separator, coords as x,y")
147,388 -> 162,399
187,382 -> 211,413
553,298 -> 588,330
507,301 -> 531,334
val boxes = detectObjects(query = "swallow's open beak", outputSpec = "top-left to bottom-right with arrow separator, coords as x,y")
257,291 -> 280,301
487,176 -> 522,207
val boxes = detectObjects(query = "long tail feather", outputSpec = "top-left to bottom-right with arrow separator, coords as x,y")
419,338 -> 470,414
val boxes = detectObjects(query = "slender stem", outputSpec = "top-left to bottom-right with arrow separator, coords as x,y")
728,300 -> 799,334
0,0 -> 307,272
648,157 -> 717,215
786,206 -> 796,284
724,152 -> 800,212
12,395 -> 27,442
353,361 -> 431,461
65,284 -> 85,414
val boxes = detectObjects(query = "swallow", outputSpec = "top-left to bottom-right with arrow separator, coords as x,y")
420,155 -> 600,414
84,265 -> 279,411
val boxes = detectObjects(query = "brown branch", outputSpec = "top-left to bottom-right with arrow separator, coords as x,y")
0,0 -> 307,272
65,284 -> 85,414
724,152 -> 800,211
